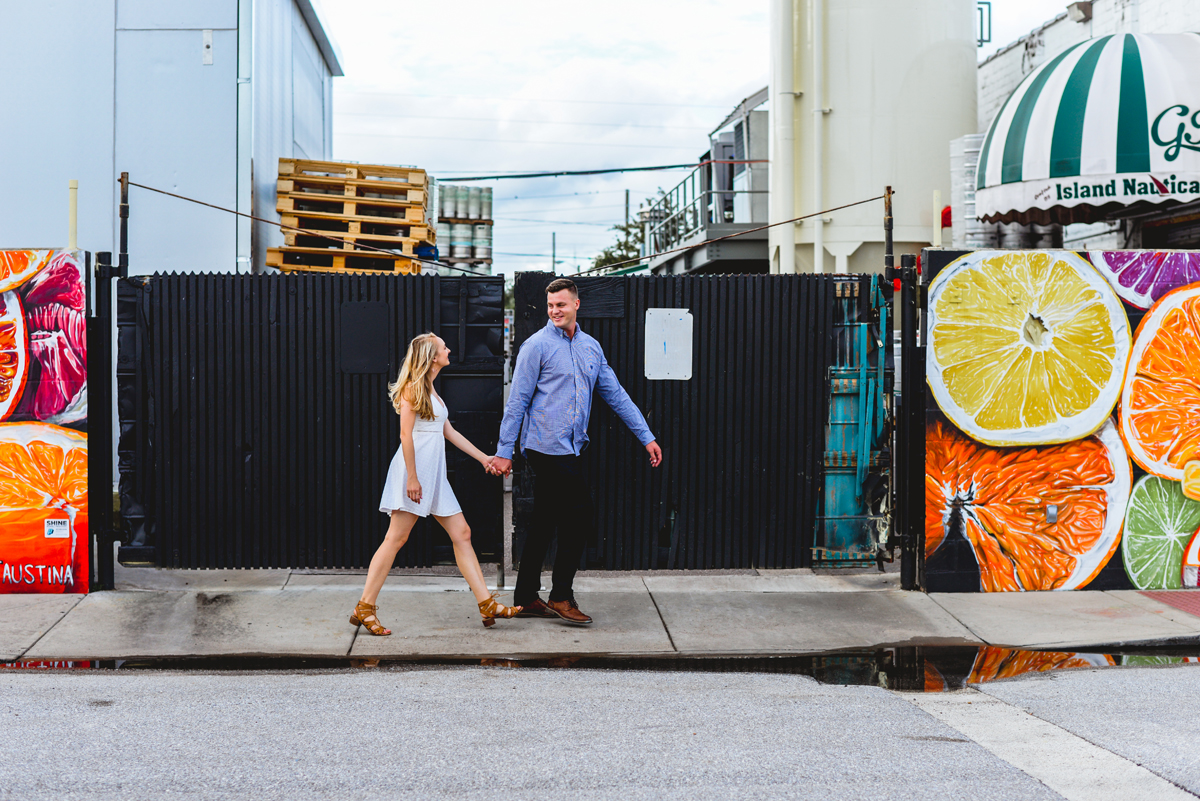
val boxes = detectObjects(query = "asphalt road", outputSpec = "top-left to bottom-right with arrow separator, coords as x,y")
1,663 -> 1197,800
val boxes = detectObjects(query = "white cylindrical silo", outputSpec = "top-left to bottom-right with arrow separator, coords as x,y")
775,0 -> 977,274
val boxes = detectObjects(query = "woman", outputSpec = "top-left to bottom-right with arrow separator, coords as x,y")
352,333 -> 520,635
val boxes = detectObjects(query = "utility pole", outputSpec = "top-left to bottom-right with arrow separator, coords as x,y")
625,189 -> 630,226
551,232 -> 556,273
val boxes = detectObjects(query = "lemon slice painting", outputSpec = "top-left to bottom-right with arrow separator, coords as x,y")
927,251 -> 1131,446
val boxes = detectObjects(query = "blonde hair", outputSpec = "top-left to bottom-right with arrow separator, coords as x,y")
388,333 -> 440,420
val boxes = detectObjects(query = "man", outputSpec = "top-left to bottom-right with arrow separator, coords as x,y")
490,278 -> 662,624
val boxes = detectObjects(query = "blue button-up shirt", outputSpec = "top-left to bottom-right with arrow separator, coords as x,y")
497,319 -> 654,458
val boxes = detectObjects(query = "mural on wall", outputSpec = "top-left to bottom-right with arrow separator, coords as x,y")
925,249 -> 1200,592
0,250 -> 88,594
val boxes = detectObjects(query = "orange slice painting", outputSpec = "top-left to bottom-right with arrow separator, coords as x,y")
926,419 -> 1131,591
0,250 -> 49,294
0,423 -> 88,593
1119,282 -> 1200,497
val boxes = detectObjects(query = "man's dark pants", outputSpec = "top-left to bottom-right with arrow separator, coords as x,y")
514,449 -> 595,606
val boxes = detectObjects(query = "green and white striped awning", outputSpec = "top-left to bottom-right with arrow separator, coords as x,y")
976,33 -> 1200,224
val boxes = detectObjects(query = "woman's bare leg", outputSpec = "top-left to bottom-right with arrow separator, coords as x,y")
433,513 -> 493,604
361,511 -> 419,606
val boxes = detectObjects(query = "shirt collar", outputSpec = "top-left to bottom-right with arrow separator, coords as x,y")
544,318 -> 583,339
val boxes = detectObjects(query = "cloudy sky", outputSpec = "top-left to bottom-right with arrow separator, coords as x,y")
319,0 -> 1068,277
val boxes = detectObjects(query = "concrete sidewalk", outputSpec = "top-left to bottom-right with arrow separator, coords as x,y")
5,564 -> 1200,662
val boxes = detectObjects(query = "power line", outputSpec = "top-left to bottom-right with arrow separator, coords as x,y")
489,203 -> 627,213
444,159 -> 762,182
495,251 -> 591,259
576,193 -> 891,275
335,111 -> 709,131
126,181 -> 492,278
493,189 -> 662,201
338,131 -> 696,150
493,218 -> 614,226
340,89 -> 731,109
447,164 -> 696,181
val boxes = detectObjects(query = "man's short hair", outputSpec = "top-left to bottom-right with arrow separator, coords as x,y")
546,278 -> 579,298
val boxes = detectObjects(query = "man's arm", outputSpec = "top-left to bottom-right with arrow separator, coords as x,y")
595,354 -> 654,446
496,340 -> 541,459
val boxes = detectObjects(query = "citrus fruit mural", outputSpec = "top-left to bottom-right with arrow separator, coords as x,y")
0,250 -> 88,594
1121,475 -> 1200,591
924,250 -> 1200,593
926,250 -> 1130,447
1118,283 -> 1200,490
1089,251 -> 1200,310
925,419 -> 1130,592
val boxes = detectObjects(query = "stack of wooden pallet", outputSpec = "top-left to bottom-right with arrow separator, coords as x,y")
266,158 -> 431,275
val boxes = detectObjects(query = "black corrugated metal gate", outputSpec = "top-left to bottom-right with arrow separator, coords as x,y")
116,273 -> 504,569
512,272 -> 843,570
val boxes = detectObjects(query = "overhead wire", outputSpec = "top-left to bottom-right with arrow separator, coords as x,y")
335,111 -> 710,131
574,193 -> 890,275
126,181 -> 494,277
341,90 -> 731,109
339,131 -> 696,150
125,181 -> 885,280
446,159 -> 764,181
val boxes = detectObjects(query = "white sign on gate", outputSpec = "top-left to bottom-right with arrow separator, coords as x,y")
644,308 -> 693,380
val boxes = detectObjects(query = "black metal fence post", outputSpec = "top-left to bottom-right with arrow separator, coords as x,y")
88,173 -> 130,590
898,253 -> 922,590
89,252 -> 116,590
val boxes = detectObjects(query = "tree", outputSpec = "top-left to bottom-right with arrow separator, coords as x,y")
591,219 -> 644,273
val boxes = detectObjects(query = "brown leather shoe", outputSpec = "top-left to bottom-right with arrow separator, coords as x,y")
547,598 -> 592,625
516,598 -> 557,618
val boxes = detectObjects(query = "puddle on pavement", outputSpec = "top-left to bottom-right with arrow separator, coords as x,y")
3,647 -> 1199,690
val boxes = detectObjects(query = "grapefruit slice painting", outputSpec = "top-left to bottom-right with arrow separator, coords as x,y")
926,250 -> 1130,446
925,419 -> 1131,592
0,423 -> 88,593
1090,251 -> 1200,310
13,251 -> 87,425
0,290 -> 30,422
0,250 -> 88,595
1119,283 -> 1200,489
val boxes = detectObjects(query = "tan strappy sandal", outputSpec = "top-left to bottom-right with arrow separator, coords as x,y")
478,594 -> 522,628
350,601 -> 391,636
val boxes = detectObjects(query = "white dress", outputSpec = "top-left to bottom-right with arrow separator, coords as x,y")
379,394 -> 462,518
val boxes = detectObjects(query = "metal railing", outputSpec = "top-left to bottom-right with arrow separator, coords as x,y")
643,163 -> 767,258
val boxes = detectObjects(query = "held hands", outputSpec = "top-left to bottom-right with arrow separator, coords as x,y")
406,476 -> 423,503
485,455 -> 513,477
646,441 -> 663,468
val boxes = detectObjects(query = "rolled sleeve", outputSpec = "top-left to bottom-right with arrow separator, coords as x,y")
595,358 -> 654,446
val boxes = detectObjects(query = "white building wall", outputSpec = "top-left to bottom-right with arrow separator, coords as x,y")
0,0 -> 337,275
116,1 -> 240,275
777,0 -> 977,274
0,0 -> 118,255
251,0 -> 337,273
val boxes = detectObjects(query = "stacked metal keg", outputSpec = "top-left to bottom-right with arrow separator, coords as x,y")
435,183 -> 494,274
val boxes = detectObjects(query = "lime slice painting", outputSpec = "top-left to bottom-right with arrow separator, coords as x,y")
1122,475 -> 1200,590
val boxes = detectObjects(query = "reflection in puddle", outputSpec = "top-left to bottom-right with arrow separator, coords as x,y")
1,648 -> 1198,690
